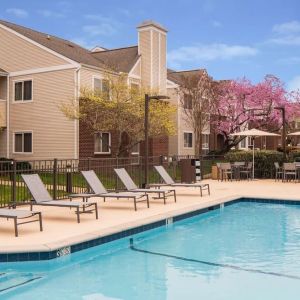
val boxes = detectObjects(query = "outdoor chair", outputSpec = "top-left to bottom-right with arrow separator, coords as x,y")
114,168 -> 176,204
0,209 -> 42,237
283,163 -> 297,182
240,162 -> 253,180
78,170 -> 149,211
219,163 -> 233,181
21,174 -> 98,223
274,162 -> 283,181
153,165 -> 210,197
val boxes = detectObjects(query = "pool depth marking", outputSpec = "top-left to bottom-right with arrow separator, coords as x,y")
129,238 -> 300,281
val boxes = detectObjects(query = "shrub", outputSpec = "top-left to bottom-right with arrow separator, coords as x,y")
224,150 -> 285,178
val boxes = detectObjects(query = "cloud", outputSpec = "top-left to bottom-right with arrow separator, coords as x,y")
82,15 -> 120,37
287,76 -> 300,92
37,9 -> 64,18
71,37 -> 96,50
168,43 -> 258,69
273,21 -> 300,34
268,21 -> 300,45
6,8 -> 28,18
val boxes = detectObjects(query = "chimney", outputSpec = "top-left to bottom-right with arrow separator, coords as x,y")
137,20 -> 168,94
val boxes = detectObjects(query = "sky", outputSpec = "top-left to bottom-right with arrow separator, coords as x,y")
1,0 -> 300,91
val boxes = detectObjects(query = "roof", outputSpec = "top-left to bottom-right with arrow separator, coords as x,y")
91,46 -> 139,73
137,20 -> 167,32
0,19 -> 139,73
167,69 -> 207,85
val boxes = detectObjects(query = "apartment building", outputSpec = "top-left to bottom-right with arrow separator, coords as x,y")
0,19 -> 214,160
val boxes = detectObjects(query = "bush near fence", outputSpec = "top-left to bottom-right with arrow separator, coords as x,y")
224,150 -> 285,178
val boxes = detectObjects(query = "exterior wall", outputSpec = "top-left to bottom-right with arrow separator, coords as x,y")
0,26 -> 67,72
129,59 -> 141,78
138,26 -> 167,93
8,69 -> 76,160
0,130 -> 7,157
167,87 -> 179,156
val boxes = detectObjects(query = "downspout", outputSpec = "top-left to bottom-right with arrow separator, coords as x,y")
6,74 -> 9,158
74,67 -> 80,159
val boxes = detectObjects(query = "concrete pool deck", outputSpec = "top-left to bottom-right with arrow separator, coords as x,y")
0,179 -> 299,254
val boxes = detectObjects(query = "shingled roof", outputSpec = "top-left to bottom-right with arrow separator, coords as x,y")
167,69 -> 207,85
0,19 -> 139,73
91,46 -> 139,73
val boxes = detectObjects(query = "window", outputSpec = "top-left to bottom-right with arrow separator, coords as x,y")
202,134 -> 209,149
240,137 -> 247,148
183,94 -> 193,109
93,78 -> 110,99
14,132 -> 32,153
131,142 -> 140,155
184,132 -> 193,148
94,132 -> 111,154
14,80 -> 32,101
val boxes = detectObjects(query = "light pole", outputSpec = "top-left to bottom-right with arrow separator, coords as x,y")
274,107 -> 286,158
143,94 -> 170,188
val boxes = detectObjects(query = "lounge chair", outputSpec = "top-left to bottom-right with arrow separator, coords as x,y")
153,165 -> 210,197
21,174 -> 98,223
0,209 -> 42,237
114,168 -> 176,204
78,170 -> 149,211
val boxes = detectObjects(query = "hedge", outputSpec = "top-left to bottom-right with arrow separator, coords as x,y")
224,150 -> 285,178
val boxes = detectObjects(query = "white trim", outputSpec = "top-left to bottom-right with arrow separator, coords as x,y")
94,132 -> 111,154
150,29 -> 153,89
12,78 -> 33,103
12,130 -> 33,154
158,32 -> 161,91
0,72 -> 7,76
128,57 -> 141,79
128,74 -> 141,80
183,131 -> 193,149
6,75 -> 10,157
167,79 -> 178,89
0,23 -> 80,67
9,64 -> 76,77
138,26 -> 167,36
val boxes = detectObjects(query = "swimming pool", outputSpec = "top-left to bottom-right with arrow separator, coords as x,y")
1,201 -> 300,299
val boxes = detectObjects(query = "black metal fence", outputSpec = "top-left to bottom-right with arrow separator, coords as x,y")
0,155 -> 224,207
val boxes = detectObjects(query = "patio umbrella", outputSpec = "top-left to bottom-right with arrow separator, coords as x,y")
231,128 -> 280,179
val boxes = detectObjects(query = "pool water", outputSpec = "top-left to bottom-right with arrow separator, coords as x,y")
2,201 -> 300,300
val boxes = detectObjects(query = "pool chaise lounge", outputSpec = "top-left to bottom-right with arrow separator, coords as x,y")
78,170 -> 150,211
153,165 -> 210,197
21,174 -> 98,223
114,168 -> 176,204
0,209 -> 43,237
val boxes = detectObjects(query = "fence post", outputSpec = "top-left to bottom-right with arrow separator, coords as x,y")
53,159 -> 57,199
11,160 -> 17,208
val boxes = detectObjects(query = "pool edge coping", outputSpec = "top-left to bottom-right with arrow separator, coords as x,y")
1,194 -> 300,262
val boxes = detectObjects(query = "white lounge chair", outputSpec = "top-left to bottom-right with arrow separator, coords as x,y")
114,168 -> 176,204
21,174 -> 98,223
78,170 -> 149,211
153,165 -> 210,197
0,208 -> 42,237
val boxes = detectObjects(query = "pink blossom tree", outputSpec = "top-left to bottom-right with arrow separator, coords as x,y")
212,75 -> 300,152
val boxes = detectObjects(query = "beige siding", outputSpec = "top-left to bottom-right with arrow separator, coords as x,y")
129,59 -> 141,78
0,101 -> 6,127
9,69 -> 76,160
138,30 -> 151,88
160,33 -> 167,94
0,77 -> 7,100
0,26 -> 67,72
80,67 -> 104,90
152,31 -> 159,89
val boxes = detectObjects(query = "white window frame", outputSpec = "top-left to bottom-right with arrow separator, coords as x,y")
94,132 -> 111,154
202,134 -> 209,149
92,75 -> 110,99
12,78 -> 33,103
13,131 -> 33,154
183,131 -> 193,149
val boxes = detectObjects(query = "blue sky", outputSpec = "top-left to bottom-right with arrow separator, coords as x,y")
1,0 -> 300,90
